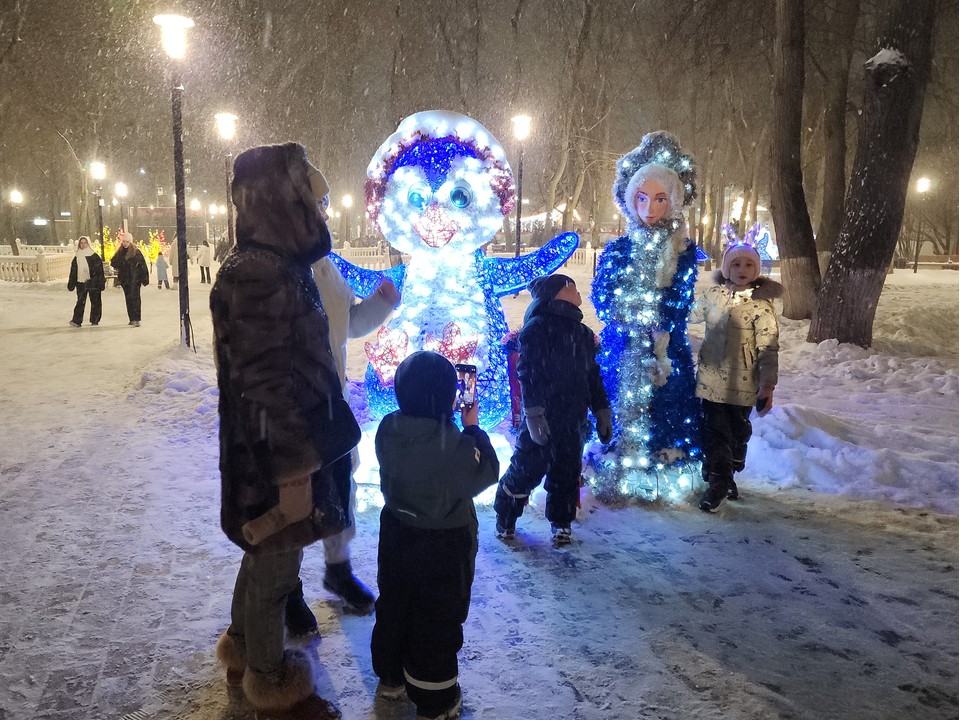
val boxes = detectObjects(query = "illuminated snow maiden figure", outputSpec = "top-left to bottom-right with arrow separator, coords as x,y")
589,131 -> 702,501
335,110 -> 578,430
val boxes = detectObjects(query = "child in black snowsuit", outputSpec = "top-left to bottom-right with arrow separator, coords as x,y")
494,274 -> 612,546
372,351 -> 499,720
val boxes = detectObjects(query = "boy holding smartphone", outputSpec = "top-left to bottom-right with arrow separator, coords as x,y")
494,274 -> 612,546
372,351 -> 499,720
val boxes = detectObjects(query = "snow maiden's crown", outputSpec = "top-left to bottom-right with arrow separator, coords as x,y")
613,131 -> 696,225
365,110 -> 516,224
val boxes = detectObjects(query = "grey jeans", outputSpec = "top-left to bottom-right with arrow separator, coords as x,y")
228,548 -> 303,675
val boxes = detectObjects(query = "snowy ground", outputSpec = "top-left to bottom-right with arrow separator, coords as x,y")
0,260 -> 956,719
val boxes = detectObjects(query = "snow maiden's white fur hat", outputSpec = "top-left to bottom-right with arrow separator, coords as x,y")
613,131 -> 696,226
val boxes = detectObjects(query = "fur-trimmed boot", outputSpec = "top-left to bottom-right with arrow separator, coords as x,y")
243,648 -> 333,718
215,630 -> 246,687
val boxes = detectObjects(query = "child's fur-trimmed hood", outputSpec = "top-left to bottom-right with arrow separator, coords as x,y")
710,269 -> 783,301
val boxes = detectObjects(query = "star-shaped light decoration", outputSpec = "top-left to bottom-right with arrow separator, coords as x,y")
423,322 -> 480,366
365,327 -> 411,385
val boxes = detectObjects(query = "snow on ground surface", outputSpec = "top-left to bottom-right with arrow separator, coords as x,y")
0,260 -> 956,719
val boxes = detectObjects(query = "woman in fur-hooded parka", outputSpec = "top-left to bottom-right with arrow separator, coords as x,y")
210,142 -> 357,556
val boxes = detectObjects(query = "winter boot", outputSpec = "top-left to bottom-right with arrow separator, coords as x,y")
242,648 -> 329,718
414,684 -> 462,720
550,525 -> 573,546
215,630 -> 246,687
323,561 -> 375,614
726,479 -> 740,501
698,474 -> 728,512
495,513 -> 516,540
284,579 -> 319,637
375,681 -> 407,701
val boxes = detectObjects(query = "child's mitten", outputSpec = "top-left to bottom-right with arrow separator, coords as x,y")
524,406 -> 550,445
595,408 -> 613,444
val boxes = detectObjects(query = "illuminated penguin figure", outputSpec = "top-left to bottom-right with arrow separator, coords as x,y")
333,110 -> 578,430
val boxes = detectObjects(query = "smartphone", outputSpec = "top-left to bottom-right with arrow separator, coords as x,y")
455,364 -> 478,410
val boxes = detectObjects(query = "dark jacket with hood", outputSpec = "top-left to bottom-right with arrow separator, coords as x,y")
517,280 -> 609,428
111,245 -> 149,289
375,351 -> 499,536
210,142 -> 358,554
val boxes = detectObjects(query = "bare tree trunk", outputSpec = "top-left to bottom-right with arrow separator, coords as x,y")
808,0 -> 937,346
545,0 -> 594,239
771,0 -> 820,319
816,0 -> 861,254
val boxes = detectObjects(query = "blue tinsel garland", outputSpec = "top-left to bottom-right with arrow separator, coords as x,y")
589,221 -> 702,501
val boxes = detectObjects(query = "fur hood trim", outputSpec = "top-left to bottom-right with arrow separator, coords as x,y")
710,269 -> 783,300
232,143 -> 331,263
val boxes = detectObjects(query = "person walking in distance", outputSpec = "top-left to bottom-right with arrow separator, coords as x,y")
67,236 -> 106,327
110,232 -> 149,327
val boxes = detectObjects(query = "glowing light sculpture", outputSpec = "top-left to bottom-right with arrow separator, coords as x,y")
333,110 -> 578,430
588,132 -> 703,502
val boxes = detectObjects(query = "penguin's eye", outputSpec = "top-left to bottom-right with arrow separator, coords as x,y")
449,185 -> 473,209
407,185 -> 430,210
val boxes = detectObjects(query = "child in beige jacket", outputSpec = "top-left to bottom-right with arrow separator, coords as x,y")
690,238 -> 781,511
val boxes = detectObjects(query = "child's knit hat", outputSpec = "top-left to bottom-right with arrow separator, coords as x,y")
394,351 -> 457,421
721,242 -> 762,282
528,273 -> 574,303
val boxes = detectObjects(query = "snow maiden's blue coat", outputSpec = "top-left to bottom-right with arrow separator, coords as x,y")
589,132 -> 702,500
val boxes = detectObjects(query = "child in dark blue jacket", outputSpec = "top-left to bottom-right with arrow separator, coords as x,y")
372,351 -> 499,720
493,274 -> 612,546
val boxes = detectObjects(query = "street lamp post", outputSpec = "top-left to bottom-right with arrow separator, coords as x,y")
511,115 -> 531,260
341,194 -> 353,246
154,13 -> 194,347
9,189 -> 23,251
912,176 -> 931,274
115,182 -> 129,232
214,112 -> 238,252
91,162 -> 107,259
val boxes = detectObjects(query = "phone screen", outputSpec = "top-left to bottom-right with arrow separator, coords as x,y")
455,364 -> 477,409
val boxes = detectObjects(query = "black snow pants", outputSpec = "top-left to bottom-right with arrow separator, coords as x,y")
121,283 -> 142,322
494,419 -> 585,527
371,508 -> 474,718
701,399 -> 753,483
71,286 -> 102,326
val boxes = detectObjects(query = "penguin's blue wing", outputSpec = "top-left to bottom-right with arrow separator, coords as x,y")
488,231 -> 579,297
329,253 -> 407,296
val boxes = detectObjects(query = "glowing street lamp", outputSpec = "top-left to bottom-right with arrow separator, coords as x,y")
154,12 -> 194,346
9,188 -> 23,238
90,162 -> 107,259
912,176 -> 932,273
214,112 -> 239,252
115,182 -> 129,230
340,194 -> 354,245
511,114 -> 531,260
190,198 -> 201,212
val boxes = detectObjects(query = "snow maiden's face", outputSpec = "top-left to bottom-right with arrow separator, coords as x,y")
375,139 -> 507,255
634,178 -> 671,226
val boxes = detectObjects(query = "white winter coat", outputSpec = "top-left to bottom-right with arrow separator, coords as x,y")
690,271 -> 781,407
311,256 -> 395,398
197,243 -> 213,267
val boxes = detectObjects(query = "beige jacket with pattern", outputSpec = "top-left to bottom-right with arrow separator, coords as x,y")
690,271 -> 782,407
